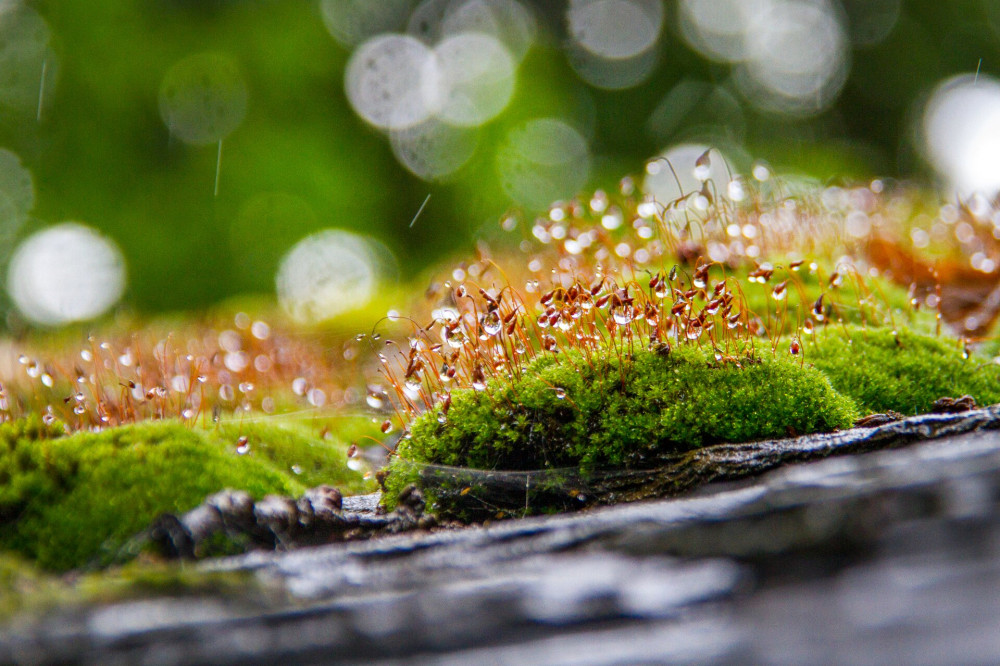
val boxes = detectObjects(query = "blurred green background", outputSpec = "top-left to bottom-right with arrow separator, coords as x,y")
0,0 -> 998,325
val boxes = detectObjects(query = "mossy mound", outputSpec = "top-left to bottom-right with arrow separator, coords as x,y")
806,325 -> 1000,414
385,344 -> 858,510
723,263 -> 936,335
0,418 -> 371,571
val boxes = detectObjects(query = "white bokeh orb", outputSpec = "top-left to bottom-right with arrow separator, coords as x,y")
922,74 -> 1000,197
8,223 -> 126,326
424,32 -> 515,126
276,229 -> 396,323
345,34 -> 439,130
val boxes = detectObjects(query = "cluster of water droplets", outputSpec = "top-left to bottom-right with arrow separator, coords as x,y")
0,312 -> 364,432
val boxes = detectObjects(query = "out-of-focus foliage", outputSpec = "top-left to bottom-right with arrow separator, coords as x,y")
0,0 -> 998,322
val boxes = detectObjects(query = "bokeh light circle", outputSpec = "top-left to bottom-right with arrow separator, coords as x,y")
345,34 -> 439,130
0,148 -> 34,240
408,0 -> 537,64
439,0 -> 536,63
566,0 -> 663,89
159,52 -> 248,145
320,0 -> 414,49
496,118 -> 591,209
0,3 -> 56,115
8,223 -> 126,326
390,118 -> 479,181
737,0 -> 849,115
424,32 -> 515,126
644,144 -> 735,203
922,74 -> 1000,196
276,229 -> 397,323
567,0 -> 663,59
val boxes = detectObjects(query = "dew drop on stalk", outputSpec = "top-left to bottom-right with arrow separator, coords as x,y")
686,321 -> 704,340
181,408 -> 195,419
219,384 -> 235,402
366,389 -> 385,409
812,295 -> 826,321
612,305 -> 635,326
789,339 -> 801,356
41,373 -> 53,387
436,412 -> 447,424
292,377 -> 308,396
236,436 -> 250,455
381,419 -> 393,434
771,281 -> 787,301
803,318 -> 815,335
73,405 -> 85,415
554,387 -> 567,400
481,310 -> 502,336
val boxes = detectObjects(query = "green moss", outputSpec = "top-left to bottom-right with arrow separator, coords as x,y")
0,417 -> 371,571
806,325 -> 1000,414
385,344 -> 858,510
728,262 -> 935,335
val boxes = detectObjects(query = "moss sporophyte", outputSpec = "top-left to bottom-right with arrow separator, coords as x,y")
5,162 -> 1000,569
375,167 -> 1000,516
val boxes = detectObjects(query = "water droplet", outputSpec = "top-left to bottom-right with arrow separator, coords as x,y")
612,305 -> 635,326
307,388 -> 327,407
251,320 -> 270,340
236,436 -> 250,455
771,281 -> 787,301
238,381 -> 254,394
554,387 -> 567,400
40,373 -> 53,388
381,419 -> 393,434
291,464 -> 303,475
219,384 -> 235,402
803,319 -> 815,335
366,390 -> 385,409
436,412 -> 447,424
292,377 -> 308,396
481,310 -> 502,337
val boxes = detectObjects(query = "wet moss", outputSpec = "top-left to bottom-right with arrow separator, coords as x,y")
806,325 -> 1000,414
0,417 -> 371,571
384,344 -> 858,511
